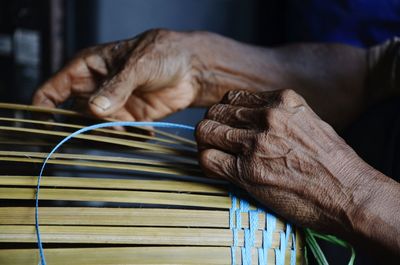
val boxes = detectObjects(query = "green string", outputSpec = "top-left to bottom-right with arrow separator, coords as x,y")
304,228 -> 356,265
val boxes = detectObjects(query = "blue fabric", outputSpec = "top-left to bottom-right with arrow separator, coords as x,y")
286,0 -> 400,47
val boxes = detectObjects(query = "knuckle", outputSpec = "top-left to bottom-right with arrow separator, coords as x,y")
206,104 -> 225,119
225,128 -> 238,143
253,132 -> 266,150
263,107 -> 278,120
226,129 -> 246,152
263,108 -> 282,127
279,89 -> 303,107
151,28 -> 169,36
252,90 -> 281,107
145,28 -> 172,44
222,90 -> 245,104
199,150 -> 211,167
196,120 -> 213,139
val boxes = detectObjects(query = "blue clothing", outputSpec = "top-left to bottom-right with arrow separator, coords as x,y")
286,0 -> 400,47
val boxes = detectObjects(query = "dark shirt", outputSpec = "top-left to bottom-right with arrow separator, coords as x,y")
285,0 -> 400,47
344,98 -> 400,182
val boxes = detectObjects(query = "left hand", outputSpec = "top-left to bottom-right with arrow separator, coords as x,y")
196,89 -> 371,236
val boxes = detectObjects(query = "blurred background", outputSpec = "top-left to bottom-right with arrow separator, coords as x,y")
0,0 -> 398,126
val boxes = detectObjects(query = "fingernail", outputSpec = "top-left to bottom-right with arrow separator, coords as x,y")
91,96 -> 110,111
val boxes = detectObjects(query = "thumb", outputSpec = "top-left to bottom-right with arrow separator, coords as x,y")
89,70 -> 135,117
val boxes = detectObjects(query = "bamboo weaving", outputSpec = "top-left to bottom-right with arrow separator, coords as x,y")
0,103 -> 304,265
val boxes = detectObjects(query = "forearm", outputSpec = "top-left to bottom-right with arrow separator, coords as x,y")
188,32 -> 400,130
270,43 -> 368,129
184,31 -> 282,106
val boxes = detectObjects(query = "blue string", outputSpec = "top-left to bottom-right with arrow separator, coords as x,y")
35,121 -> 195,265
229,194 -> 294,265
290,229 -> 296,265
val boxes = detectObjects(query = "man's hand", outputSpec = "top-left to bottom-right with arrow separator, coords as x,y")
196,89 -> 391,238
33,29 -> 203,121
33,29 -> 277,121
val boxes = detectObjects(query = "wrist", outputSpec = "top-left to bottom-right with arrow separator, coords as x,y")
346,162 -> 400,253
181,31 -> 283,106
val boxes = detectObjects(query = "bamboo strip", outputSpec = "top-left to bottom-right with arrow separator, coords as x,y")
0,187 -> 230,208
0,247 -> 300,265
0,151 -> 199,169
0,125 -> 195,156
0,207 -> 282,230
0,102 -> 81,116
0,176 -> 227,194
0,139 -> 55,147
0,102 -> 196,146
0,117 -> 178,145
0,225 -> 293,248
0,207 -> 228,227
0,157 -> 202,177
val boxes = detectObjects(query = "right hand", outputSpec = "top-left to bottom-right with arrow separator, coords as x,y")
33,29 -> 228,121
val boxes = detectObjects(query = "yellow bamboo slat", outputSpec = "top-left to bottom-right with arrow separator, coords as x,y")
0,247 -> 302,265
0,187 -> 230,208
0,102 -> 196,146
0,102 -> 82,116
0,117 -> 178,144
0,176 -> 227,194
0,157 -> 201,177
0,225 -> 294,248
0,207 -> 227,227
0,139 -> 54,147
0,207 -> 283,230
0,125 -> 195,156
0,150 -> 199,170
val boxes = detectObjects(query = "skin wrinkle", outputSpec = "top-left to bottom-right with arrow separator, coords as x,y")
255,163 -> 350,234
212,64 -> 268,85
197,89 -> 381,240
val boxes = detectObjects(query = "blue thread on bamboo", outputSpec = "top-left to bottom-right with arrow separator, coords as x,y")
35,121 -> 195,265
290,230 -> 296,265
275,223 -> 294,265
258,211 -> 276,265
243,210 -> 258,265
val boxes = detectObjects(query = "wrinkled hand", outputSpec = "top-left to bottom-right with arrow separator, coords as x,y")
33,29 -> 211,121
196,89 -> 369,235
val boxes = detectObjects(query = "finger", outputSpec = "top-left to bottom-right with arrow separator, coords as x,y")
88,66 -> 136,117
68,55 -> 108,93
84,53 -> 108,76
206,104 -> 265,129
125,84 -> 194,121
196,119 -> 255,154
199,149 -> 237,182
221,90 -> 282,108
124,91 -> 173,121
32,72 -> 73,108
33,55 -> 107,108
